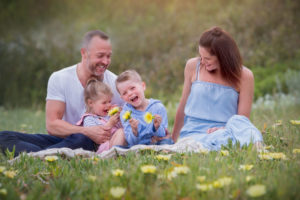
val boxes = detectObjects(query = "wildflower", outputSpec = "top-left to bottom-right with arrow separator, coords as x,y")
196,183 -> 213,191
155,154 -> 172,161
239,164 -> 254,171
264,145 -> 274,150
90,156 -> 100,162
87,175 -> 96,182
217,177 -> 232,186
3,170 -> 17,178
290,120 -> 300,125
220,150 -> 229,156
213,180 -> 222,188
197,176 -> 206,182
141,165 -> 156,174
44,155 -> 59,162
246,184 -> 266,197
0,188 -> 7,195
293,149 -> 300,154
144,112 -> 154,124
173,166 -> 190,175
0,166 -> 6,173
122,111 -> 132,121
112,169 -> 124,177
258,153 -> 273,160
246,175 -> 253,182
108,107 -> 120,116
270,152 -> 287,160
272,120 -> 282,129
110,186 -> 126,198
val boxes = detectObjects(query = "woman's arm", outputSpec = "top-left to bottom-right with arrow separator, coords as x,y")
237,67 -> 255,118
172,58 -> 196,142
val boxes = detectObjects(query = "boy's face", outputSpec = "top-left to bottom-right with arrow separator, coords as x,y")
117,79 -> 146,109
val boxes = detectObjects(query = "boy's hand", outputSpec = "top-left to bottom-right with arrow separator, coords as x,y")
153,114 -> 162,131
129,118 -> 139,136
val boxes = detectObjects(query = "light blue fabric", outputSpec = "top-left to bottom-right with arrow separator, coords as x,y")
179,60 -> 263,150
121,99 -> 168,147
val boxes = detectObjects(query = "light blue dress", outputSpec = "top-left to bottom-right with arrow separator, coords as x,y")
179,60 -> 263,150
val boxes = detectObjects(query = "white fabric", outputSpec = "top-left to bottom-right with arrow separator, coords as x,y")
10,138 -> 208,162
46,64 -> 123,125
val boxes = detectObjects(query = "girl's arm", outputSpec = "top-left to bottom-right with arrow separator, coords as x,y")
237,67 -> 254,118
172,58 -> 195,142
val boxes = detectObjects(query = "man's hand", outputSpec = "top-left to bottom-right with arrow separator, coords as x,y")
83,126 -> 111,144
129,118 -> 139,136
207,127 -> 224,134
153,114 -> 162,131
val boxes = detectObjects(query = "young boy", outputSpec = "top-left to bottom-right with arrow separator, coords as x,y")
116,70 -> 173,147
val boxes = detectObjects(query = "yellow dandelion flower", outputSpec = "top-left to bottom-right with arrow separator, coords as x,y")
155,154 -> 172,161
213,180 -> 223,188
3,170 -> 17,178
87,175 -> 96,182
90,156 -> 100,162
246,184 -> 266,197
293,149 -> 300,154
239,164 -> 254,171
173,166 -> 190,175
44,155 -> 59,162
112,169 -> 124,177
110,186 -> 126,198
220,150 -> 229,156
246,175 -> 253,182
108,107 -> 120,116
196,183 -> 213,191
144,112 -> 154,124
258,153 -> 273,160
0,166 -> 6,173
141,165 -> 157,174
197,176 -> 206,182
290,120 -> 300,125
122,111 -> 132,121
270,152 -> 287,160
0,188 -> 7,195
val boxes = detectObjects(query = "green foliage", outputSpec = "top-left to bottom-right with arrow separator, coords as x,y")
0,0 -> 299,106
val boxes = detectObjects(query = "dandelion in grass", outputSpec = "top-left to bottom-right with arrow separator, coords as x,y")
141,165 -> 156,174
293,149 -> 300,154
173,166 -> 190,175
122,111 -> 132,121
0,188 -> 7,195
90,156 -> 100,162
108,107 -> 120,116
272,120 -> 282,129
246,175 -> 253,182
197,176 -> 206,182
0,166 -> 6,173
112,169 -> 124,177
258,153 -> 273,160
196,183 -> 213,191
88,175 -> 96,182
155,154 -> 172,161
290,120 -> 300,125
3,170 -> 17,179
246,184 -> 266,197
239,164 -> 253,171
217,177 -> 232,186
144,112 -> 154,123
220,150 -> 229,156
110,186 -> 126,198
213,180 -> 222,188
44,155 -> 59,162
270,152 -> 287,160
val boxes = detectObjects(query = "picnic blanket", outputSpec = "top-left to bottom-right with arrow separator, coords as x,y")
10,137 -> 208,162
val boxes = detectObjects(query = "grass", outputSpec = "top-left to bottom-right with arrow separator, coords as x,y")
0,104 -> 300,200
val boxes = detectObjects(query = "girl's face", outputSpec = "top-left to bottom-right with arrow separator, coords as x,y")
88,94 -> 112,116
117,79 -> 146,110
199,46 -> 220,72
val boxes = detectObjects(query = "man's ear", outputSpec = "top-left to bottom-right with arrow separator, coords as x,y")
81,48 -> 88,59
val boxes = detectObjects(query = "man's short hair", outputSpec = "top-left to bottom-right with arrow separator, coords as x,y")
82,30 -> 109,49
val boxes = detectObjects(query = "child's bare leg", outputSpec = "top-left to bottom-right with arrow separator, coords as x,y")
109,129 -> 127,148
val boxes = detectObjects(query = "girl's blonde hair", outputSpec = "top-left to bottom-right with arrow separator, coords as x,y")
84,79 -> 113,112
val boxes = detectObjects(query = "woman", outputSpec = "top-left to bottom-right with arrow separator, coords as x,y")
172,27 -> 263,150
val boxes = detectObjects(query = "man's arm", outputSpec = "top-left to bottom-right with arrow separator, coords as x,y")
46,100 -> 110,144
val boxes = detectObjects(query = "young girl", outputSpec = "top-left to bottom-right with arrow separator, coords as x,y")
77,79 -> 124,154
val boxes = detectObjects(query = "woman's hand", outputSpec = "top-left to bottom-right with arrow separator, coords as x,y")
206,127 -> 224,134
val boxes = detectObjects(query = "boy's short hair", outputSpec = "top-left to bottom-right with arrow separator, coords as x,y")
116,70 -> 143,86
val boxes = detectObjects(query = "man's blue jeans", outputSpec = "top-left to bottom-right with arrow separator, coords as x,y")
0,131 -> 96,156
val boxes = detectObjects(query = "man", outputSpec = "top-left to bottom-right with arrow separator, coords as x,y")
0,30 -> 125,156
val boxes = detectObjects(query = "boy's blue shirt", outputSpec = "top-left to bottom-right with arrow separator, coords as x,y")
120,98 -> 168,146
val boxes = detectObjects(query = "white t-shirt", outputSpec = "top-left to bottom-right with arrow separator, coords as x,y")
46,64 -> 124,125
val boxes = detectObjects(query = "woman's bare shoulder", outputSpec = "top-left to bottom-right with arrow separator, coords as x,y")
185,57 -> 199,71
241,66 -> 254,81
